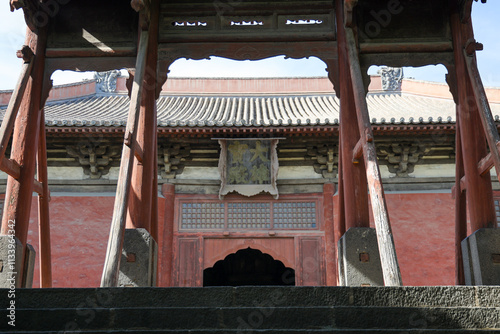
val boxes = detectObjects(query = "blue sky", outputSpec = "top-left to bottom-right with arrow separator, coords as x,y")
0,2 -> 499,90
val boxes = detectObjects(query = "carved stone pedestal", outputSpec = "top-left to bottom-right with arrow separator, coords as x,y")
462,228 -> 500,285
338,227 -> 384,287
119,228 -> 157,287
0,236 -> 35,288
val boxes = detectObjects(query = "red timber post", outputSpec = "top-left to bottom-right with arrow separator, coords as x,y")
159,183 -> 175,287
335,0 -> 370,231
101,0 -> 159,287
334,0 -> 402,286
126,0 -> 160,233
450,2 -> 496,234
151,125 -> 159,283
151,118 -> 159,243
323,183 -> 336,285
37,112 -> 52,287
454,116 -> 467,285
0,15 -> 48,285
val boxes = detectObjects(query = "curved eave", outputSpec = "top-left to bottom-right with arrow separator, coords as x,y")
44,123 -> 458,138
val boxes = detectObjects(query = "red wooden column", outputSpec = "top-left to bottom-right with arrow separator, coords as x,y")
450,3 -> 496,233
159,183 -> 175,287
101,1 -> 158,287
323,183 -> 337,286
335,2 -> 370,231
454,115 -> 467,285
37,112 -> 52,287
332,0 -> 402,286
0,24 -> 48,283
126,0 -> 160,233
150,109 -> 159,243
333,140 -> 346,283
151,105 -> 159,283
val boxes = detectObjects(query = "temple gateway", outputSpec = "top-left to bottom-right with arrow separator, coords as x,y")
0,0 -> 499,332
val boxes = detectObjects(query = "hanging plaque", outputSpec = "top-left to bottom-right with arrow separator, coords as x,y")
218,138 -> 279,199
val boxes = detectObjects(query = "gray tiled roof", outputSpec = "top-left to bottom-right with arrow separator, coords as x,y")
3,92 -> 500,127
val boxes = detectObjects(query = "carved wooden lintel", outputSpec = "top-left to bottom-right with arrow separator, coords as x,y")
158,41 -> 338,64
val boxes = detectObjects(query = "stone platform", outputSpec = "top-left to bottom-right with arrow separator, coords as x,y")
0,286 -> 499,333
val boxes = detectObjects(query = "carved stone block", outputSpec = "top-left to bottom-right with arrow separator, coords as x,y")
119,228 -> 157,287
94,70 -> 120,93
0,236 -> 23,288
378,67 -> 403,91
338,227 -> 384,287
462,228 -> 500,285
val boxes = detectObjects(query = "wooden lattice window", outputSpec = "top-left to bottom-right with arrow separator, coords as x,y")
227,202 -> 271,229
180,202 -> 225,230
273,202 -> 316,229
179,199 -> 318,231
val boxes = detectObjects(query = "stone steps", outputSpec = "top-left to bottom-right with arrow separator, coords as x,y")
5,330 -> 500,334
1,287 -> 499,333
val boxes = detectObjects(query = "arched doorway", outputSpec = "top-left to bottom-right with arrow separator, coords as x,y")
203,247 -> 295,286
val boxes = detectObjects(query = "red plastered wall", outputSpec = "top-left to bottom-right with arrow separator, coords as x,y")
27,196 -> 114,288
24,192 -> 455,287
382,192 -> 455,286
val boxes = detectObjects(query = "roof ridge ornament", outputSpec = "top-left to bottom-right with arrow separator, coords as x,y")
378,67 -> 403,92
94,70 -> 121,94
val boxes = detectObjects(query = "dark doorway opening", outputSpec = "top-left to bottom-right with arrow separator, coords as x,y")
203,247 -> 295,286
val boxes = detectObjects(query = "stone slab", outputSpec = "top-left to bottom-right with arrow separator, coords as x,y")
4,286 -> 500,310
118,228 -> 157,287
0,235 -> 23,288
338,227 -> 384,287
22,244 -> 36,288
462,228 -> 500,285
461,236 -> 475,285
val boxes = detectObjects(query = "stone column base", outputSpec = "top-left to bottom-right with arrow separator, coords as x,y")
0,236 -> 35,288
119,228 -> 158,287
338,227 -> 384,286
462,228 -> 500,285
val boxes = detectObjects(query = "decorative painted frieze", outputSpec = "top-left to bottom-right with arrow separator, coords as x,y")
218,139 -> 279,199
